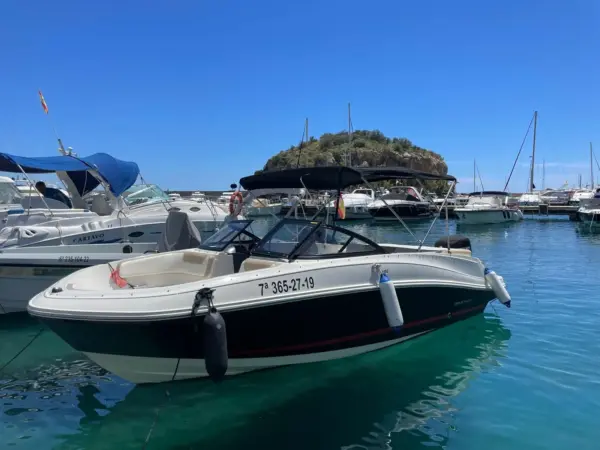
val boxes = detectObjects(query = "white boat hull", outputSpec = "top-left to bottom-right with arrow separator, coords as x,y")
0,216 -> 223,248
28,241 -> 501,383
84,333 -> 425,384
0,242 -> 158,314
455,209 -> 523,224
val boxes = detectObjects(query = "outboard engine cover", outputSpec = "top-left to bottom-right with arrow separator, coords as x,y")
158,210 -> 202,252
434,235 -> 471,251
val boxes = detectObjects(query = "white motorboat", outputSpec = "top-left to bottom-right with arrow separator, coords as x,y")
540,189 -> 570,206
189,191 -> 207,202
28,166 -> 512,384
0,210 -> 202,314
454,191 -> 524,225
0,176 -> 24,219
327,188 -> 373,220
0,152 -> 233,248
244,197 -> 283,217
368,186 -> 433,221
577,194 -> 600,230
570,189 -> 593,206
0,174 -> 96,225
517,192 -> 543,207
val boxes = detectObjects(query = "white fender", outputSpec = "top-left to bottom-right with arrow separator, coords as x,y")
484,268 -> 511,308
378,272 -> 404,329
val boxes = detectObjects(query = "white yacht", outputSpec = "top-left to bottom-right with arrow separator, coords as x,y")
0,210 -> 202,314
578,192 -> 600,230
189,191 -> 207,202
0,175 -> 96,226
518,192 -> 543,207
244,197 -> 283,217
455,191 -> 524,224
570,189 -> 594,205
368,186 -> 432,221
0,152 -> 233,248
327,188 -> 374,220
0,176 -> 25,219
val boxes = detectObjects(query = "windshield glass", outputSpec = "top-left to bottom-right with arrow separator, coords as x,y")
252,218 -> 383,260
0,181 -> 24,205
199,220 -> 259,252
122,184 -> 170,206
466,195 -> 504,206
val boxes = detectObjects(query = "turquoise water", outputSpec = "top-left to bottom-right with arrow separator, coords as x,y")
2,217 -> 600,449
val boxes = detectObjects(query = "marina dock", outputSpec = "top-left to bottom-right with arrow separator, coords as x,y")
520,204 -> 580,220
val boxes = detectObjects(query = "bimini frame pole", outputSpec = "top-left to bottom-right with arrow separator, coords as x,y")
13,162 -> 55,217
418,180 -> 456,251
12,161 -> 65,245
360,176 -> 418,242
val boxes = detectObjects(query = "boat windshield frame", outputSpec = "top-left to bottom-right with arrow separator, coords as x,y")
239,166 -> 458,252
198,219 -> 261,252
0,179 -> 24,205
250,217 -> 386,261
122,184 -> 171,206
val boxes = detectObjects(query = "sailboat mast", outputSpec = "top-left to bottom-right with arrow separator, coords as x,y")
542,159 -> 545,190
347,103 -> 352,166
590,142 -> 594,190
473,159 -> 476,192
305,118 -> 309,145
530,111 -> 538,193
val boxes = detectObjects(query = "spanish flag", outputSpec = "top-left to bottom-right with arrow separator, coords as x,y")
337,195 -> 346,220
38,90 -> 49,114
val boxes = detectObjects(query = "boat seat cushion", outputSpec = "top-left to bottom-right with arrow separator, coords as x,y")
240,257 -> 280,272
115,250 -> 219,288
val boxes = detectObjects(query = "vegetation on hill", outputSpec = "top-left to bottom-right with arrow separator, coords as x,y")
258,130 -> 450,193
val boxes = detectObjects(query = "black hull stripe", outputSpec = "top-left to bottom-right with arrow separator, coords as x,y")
39,286 -> 496,359
230,304 -> 485,357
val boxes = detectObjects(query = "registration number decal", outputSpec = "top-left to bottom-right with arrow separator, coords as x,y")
58,256 -> 90,263
258,277 -> 315,296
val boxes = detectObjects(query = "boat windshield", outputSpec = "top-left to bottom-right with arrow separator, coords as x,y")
466,196 -> 504,207
251,218 -> 385,260
122,184 -> 170,206
199,220 -> 261,252
0,180 -> 24,205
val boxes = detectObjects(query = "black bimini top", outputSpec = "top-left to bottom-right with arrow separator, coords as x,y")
239,166 -> 456,191
468,191 -> 509,197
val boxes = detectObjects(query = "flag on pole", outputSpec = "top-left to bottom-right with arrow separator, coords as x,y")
337,195 -> 346,220
38,90 -> 49,114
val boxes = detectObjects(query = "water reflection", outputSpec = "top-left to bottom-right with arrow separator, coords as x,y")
1,355 -> 134,448
43,314 -> 510,450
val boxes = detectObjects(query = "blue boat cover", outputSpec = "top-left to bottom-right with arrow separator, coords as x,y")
0,152 -> 139,197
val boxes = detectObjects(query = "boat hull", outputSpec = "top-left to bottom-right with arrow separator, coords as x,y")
369,203 -> 433,222
0,266 -> 72,314
0,243 -> 157,314
577,211 -> 600,229
455,209 -> 523,225
36,285 -> 494,383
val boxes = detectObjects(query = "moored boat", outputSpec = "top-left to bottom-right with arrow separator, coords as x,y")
28,166 -> 512,384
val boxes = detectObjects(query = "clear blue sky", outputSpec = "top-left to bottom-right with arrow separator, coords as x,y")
1,0 -> 599,192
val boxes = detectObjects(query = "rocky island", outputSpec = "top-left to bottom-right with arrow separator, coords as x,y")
258,130 -> 449,192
